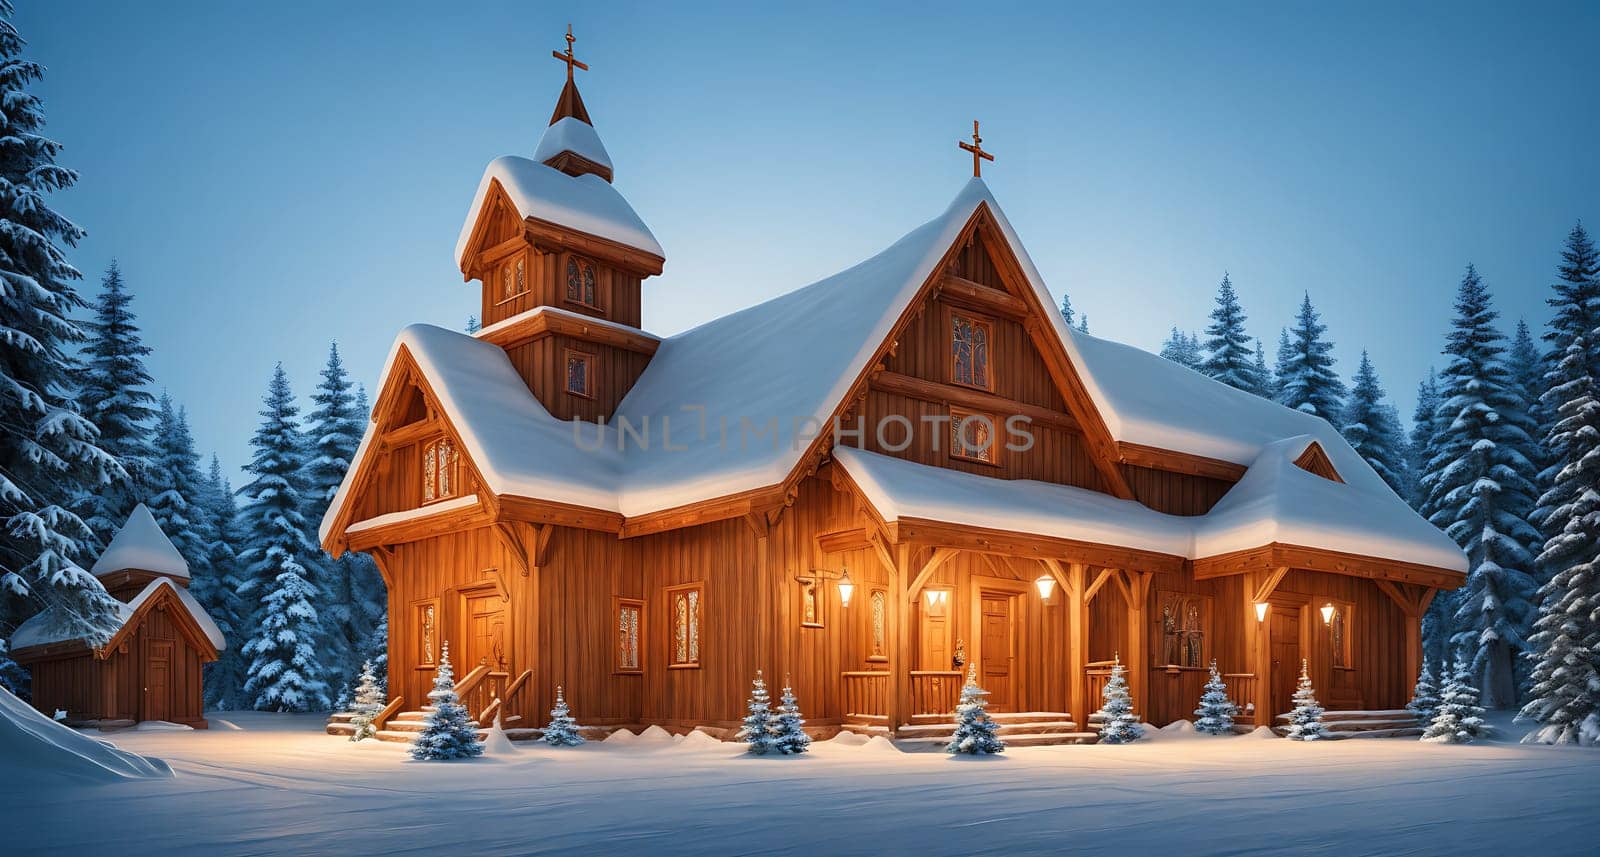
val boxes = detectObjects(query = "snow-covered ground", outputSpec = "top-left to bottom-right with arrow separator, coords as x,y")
6,710 -> 1595,856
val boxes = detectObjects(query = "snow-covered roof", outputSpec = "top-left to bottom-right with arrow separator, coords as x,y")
11,578 -> 225,653
90,504 -> 189,580
453,156 -> 662,267
335,177 -> 1465,574
534,116 -> 613,174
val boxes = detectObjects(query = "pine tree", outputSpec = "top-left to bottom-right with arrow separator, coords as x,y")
410,642 -> 482,760
144,395 -> 211,570
1518,335 -> 1600,745
1406,661 -> 1441,725
1340,351 -> 1408,494
1423,658 -> 1489,743
71,261 -> 156,547
1284,660 -> 1326,741
772,680 -> 811,755
947,662 -> 1005,754
1422,265 -> 1540,709
1272,327 -> 1294,400
465,315 -> 481,334
1159,327 -> 1202,370
347,660 -> 384,742
239,366 -> 329,712
1543,222 -> 1600,378
544,685 -> 585,746
1276,293 -> 1346,420
1409,369 -> 1442,509
1058,293 -> 1075,328
738,670 -> 778,755
1251,339 -> 1272,398
1076,314 -> 1089,334
1193,660 -> 1239,735
1094,657 -> 1144,744
196,453 -> 247,710
1200,273 -> 1264,393
0,3 -> 124,649
1508,319 -> 1549,470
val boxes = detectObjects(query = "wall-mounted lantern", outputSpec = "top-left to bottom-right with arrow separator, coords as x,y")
1034,574 -> 1056,600
1320,602 -> 1335,625
1254,602 -> 1270,622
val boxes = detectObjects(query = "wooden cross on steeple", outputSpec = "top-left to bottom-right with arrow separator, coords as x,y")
958,120 -> 995,178
552,24 -> 589,82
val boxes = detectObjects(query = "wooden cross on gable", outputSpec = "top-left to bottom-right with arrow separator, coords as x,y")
959,120 -> 995,178
552,24 -> 589,82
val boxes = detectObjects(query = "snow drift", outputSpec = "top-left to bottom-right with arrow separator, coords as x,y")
0,686 -> 171,782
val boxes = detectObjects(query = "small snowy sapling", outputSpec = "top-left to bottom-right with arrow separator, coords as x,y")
408,643 -> 483,760
1284,659 -> 1326,741
1422,659 -> 1490,744
738,671 -> 779,755
1095,656 -> 1144,744
1193,660 -> 1239,735
772,679 -> 811,755
347,660 -> 385,742
544,685 -> 585,746
1405,661 -> 1440,726
947,663 -> 1005,754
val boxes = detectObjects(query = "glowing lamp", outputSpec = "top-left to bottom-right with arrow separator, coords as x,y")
1321,603 -> 1335,625
1254,602 -> 1270,622
1035,574 -> 1056,600
924,590 -> 948,607
837,569 -> 854,608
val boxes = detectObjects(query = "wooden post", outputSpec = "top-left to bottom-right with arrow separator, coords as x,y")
889,543 -> 913,736
1121,570 -> 1151,719
1246,569 -> 1287,727
1064,562 -> 1089,728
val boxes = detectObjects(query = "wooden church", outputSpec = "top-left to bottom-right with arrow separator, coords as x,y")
320,31 -> 1466,742
13,504 -> 225,729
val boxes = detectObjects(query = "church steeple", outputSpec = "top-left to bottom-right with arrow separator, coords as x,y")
535,25 -> 614,183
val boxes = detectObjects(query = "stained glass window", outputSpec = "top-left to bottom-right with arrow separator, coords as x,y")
616,599 -> 642,673
418,602 -> 437,666
1331,605 -> 1348,669
565,350 -> 593,397
502,265 -> 515,301
950,313 -> 991,389
422,437 -> 456,502
801,580 -> 821,628
565,258 -> 582,303
950,408 -> 997,464
565,256 -> 599,308
870,590 -> 887,659
669,584 -> 702,667
582,264 -> 597,306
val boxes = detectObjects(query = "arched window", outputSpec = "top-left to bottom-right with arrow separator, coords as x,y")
565,256 -> 599,308
950,311 -> 992,389
422,437 -> 457,503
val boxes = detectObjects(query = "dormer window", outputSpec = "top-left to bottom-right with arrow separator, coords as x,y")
422,437 -> 458,503
565,256 -> 599,308
499,257 -> 526,303
950,310 -> 992,390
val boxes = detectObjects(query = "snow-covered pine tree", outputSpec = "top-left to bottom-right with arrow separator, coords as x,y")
738,670 -> 778,755
1518,334 -> 1600,745
1422,265 -> 1540,709
71,261 -> 156,547
544,685 -> 585,746
0,639 -> 26,697
1076,314 -> 1089,334
197,453 -> 247,710
1284,659 -> 1326,741
0,5 -> 124,645
347,660 -> 384,742
1409,369 -> 1442,509
410,642 -> 482,760
304,343 -> 383,694
1272,327 -> 1294,400
1340,351 -> 1409,494
363,613 -> 388,678
1159,327 -> 1202,370
1094,657 -> 1144,744
1542,221 -> 1600,380
1423,658 -> 1489,743
465,315 -> 481,334
1200,273 -> 1265,394
1406,661 -> 1441,726
1058,293 -> 1075,328
1276,293 -> 1346,420
947,662 -> 1004,754
772,679 -> 811,755
1193,660 -> 1239,735
145,395 -> 212,572
1251,339 -> 1273,398
239,365 -> 330,712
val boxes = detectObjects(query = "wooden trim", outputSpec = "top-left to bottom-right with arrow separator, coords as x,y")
496,494 -> 623,533
345,500 -> 493,552
1116,441 -> 1247,482
542,149 -> 615,184
815,526 -> 873,554
475,307 -> 661,355
458,180 -> 522,281
525,216 -> 665,277
1191,542 -> 1465,589
889,517 -> 1187,575
1251,567 -> 1291,603
1293,441 -> 1344,483
378,418 -> 444,451
869,370 -> 1079,433
619,483 -> 788,539
936,273 -> 1028,319
905,547 -> 959,603
1084,567 -> 1117,604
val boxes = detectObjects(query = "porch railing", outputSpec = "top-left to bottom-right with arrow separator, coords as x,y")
1223,673 -> 1258,724
911,670 -> 962,715
841,671 -> 889,719
478,668 -> 534,727
452,664 -> 506,724
1085,660 -> 1117,708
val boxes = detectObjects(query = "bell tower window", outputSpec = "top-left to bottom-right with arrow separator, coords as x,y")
565,256 -> 599,309
498,257 -> 526,304
565,349 -> 595,398
422,437 -> 458,503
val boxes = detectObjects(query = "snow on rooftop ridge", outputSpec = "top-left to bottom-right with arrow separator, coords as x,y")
474,304 -> 659,343
10,578 -> 226,652
90,503 -> 189,580
347,494 -> 481,533
453,156 -> 662,268
534,116 -> 613,173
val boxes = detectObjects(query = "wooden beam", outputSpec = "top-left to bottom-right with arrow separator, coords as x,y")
378,418 -> 444,451
1191,542 -> 1465,590
531,523 -> 554,570
890,543 -> 912,733
1084,567 -> 1117,604
493,522 -> 530,577
906,548 -> 958,603
496,494 -> 623,534
1116,441 -> 1247,482
1121,569 -> 1152,717
524,215 -> 666,277
891,517 -> 1186,575
346,499 -> 493,552
867,530 -> 898,579
816,526 -> 873,554
618,484 -> 787,538
1064,562 -> 1090,728
1251,567 -> 1290,604
936,273 -> 1029,319
475,306 -> 662,355
1036,558 -> 1071,597
869,370 -> 1080,434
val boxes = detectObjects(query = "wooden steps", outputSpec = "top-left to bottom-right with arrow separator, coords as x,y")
1272,708 -> 1423,739
326,709 -> 623,744
878,712 -> 1096,749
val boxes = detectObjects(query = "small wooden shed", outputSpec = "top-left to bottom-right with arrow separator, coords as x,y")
11,504 -> 224,728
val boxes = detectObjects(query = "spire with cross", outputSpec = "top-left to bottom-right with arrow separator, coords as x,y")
958,120 -> 995,178
552,24 -> 589,83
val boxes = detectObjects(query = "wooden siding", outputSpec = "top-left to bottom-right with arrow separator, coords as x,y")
23,605 -> 209,727
503,334 -> 652,422
479,244 -> 644,330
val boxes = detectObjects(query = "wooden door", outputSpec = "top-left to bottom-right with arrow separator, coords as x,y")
145,640 -> 172,722
1269,609 -> 1301,720
918,589 -> 954,670
464,594 -> 508,671
980,592 -> 1015,711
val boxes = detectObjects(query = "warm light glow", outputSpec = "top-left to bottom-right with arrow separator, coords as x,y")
924,589 -> 948,607
837,569 -> 854,608
1321,602 -> 1335,625
1035,574 -> 1055,600
1254,602 -> 1270,622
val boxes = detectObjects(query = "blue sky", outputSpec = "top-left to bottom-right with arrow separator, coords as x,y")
19,1 -> 1600,479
